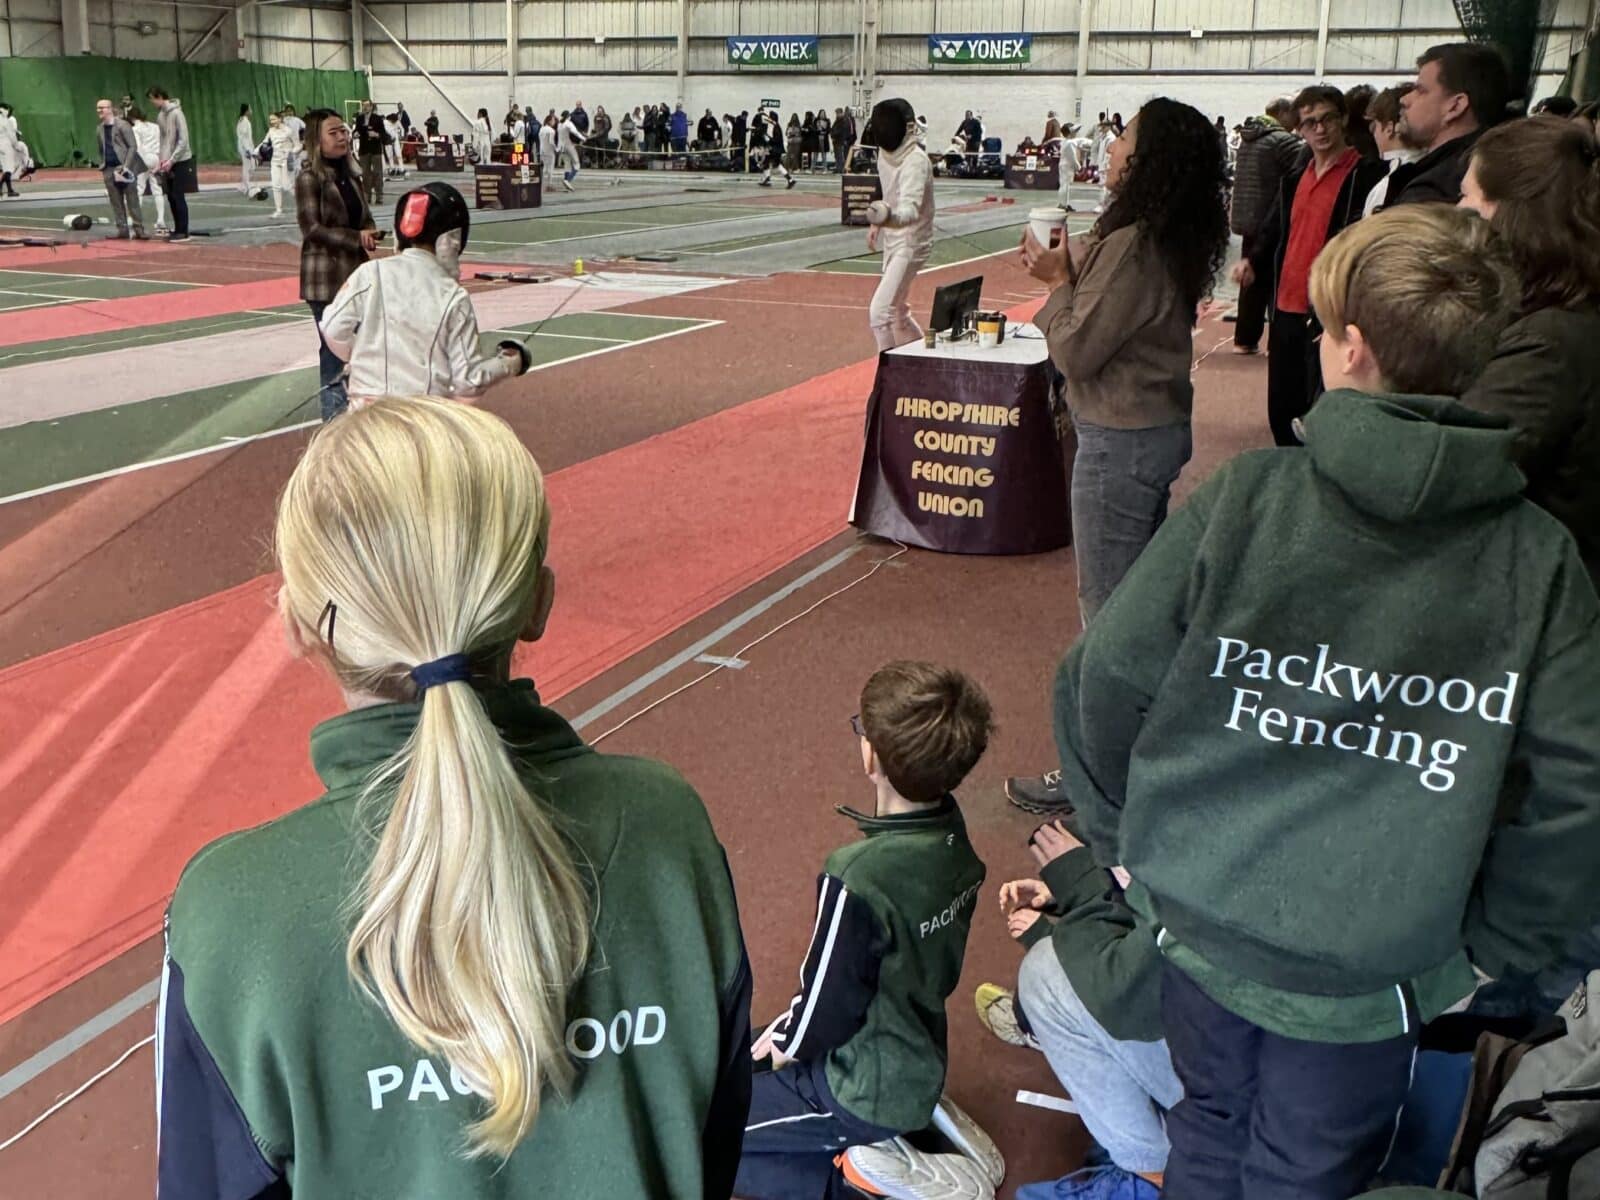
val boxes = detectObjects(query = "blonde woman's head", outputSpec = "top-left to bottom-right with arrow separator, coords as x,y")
275,397 -> 587,1158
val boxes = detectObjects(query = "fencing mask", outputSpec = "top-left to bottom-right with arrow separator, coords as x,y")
863,98 -> 915,153
394,182 -> 471,278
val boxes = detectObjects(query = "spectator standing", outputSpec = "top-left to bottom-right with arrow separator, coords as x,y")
129,106 -> 166,230
236,103 -> 255,194
958,109 -> 982,170
96,98 -> 146,240
353,100 -> 389,208
1460,115 -> 1600,585
1361,84 -> 1421,216
396,104 -> 410,132
591,105 -> 614,158
785,113 -> 802,171
570,100 -> 589,135
1342,84 -> 1379,159
1390,42 -> 1511,205
814,109 -> 831,170
424,110 -> 440,138
265,112 -> 299,218
145,86 -> 194,241
383,112 -> 403,170
1022,97 -> 1227,622
619,110 -> 639,160
1235,85 -> 1385,445
1228,98 -> 1304,354
295,109 -> 376,421
0,101 -> 21,198
801,110 -> 817,168
733,110 -> 749,164
697,108 -> 719,149
669,102 -> 689,155
831,107 -> 852,172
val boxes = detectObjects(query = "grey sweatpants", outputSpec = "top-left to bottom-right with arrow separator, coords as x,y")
1017,939 -> 1182,1174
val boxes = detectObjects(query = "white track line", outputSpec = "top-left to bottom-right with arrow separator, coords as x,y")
0,319 -> 721,505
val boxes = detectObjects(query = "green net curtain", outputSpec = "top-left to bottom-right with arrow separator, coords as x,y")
0,56 -> 369,167
1452,0 -> 1560,108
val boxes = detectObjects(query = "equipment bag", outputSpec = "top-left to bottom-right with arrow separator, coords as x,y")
1440,970 -> 1600,1199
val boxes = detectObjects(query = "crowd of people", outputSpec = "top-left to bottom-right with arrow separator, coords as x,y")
15,37 -> 1592,1200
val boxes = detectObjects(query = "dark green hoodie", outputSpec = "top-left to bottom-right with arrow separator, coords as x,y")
1055,391 -> 1600,1043
158,681 -> 751,1200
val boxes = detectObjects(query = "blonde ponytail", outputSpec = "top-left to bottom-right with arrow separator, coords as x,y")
275,397 -> 590,1157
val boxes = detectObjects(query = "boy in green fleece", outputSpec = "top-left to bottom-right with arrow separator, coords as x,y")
1053,204 -> 1600,1200
735,660 -> 997,1200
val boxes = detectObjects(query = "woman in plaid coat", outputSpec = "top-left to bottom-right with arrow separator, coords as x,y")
297,109 -> 378,421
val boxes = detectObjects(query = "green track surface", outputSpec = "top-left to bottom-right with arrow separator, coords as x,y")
0,193 -> 279,229
0,305 -> 306,366
811,224 -> 1030,274
0,311 -> 711,499
0,267 -> 198,309
680,222 -> 848,255
467,201 -> 760,246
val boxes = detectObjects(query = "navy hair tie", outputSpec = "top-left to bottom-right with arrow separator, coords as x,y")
410,653 -> 472,691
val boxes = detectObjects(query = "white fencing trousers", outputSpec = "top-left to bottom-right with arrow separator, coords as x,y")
269,158 -> 294,213
869,245 -> 928,352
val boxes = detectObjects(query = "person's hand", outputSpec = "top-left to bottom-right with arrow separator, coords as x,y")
359,229 -> 378,253
864,200 -> 890,226
158,159 -> 171,173
1008,908 -> 1045,938
750,1025 -> 776,1062
1231,259 -> 1255,288
866,225 -> 879,251
998,878 -> 1054,913
1020,227 -> 1071,290
1029,819 -> 1084,868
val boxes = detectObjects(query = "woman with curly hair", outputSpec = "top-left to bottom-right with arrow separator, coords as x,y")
1005,97 -> 1229,813
1021,97 -> 1229,622
1460,115 -> 1600,587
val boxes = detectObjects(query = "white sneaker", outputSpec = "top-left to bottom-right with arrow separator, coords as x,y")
931,1096 -> 1005,1188
844,1137 -> 994,1200
561,178 -> 574,191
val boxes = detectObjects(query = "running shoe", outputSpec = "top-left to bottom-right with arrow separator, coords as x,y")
932,1094 -> 1005,1187
974,984 -> 1038,1049
1005,770 -> 1072,815
843,1138 -> 995,1200
1015,1166 -> 1160,1200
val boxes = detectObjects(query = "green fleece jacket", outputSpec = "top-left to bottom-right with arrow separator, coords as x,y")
1055,390 -> 1600,1043
1016,847 -> 1163,1043
158,681 -> 751,1200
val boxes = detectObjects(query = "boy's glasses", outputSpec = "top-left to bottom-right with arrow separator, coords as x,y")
850,713 -> 867,738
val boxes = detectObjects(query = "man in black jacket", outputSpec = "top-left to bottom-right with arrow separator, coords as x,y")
1235,85 -> 1386,446
1389,42 -> 1510,206
697,108 -> 720,149
353,101 -> 390,207
1228,98 -> 1305,353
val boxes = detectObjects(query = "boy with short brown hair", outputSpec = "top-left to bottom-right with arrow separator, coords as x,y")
1056,204 -> 1600,1198
736,661 -> 1000,1200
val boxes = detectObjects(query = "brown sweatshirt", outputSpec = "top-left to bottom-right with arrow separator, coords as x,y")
1035,222 -> 1195,430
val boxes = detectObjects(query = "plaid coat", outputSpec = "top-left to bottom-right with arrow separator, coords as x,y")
296,160 -> 375,302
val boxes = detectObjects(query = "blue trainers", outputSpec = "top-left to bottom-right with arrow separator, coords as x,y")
1015,1165 -> 1160,1200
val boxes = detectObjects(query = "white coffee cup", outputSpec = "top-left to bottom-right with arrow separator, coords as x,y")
1028,205 -> 1068,248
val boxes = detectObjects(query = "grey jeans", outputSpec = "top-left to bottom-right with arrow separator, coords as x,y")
1070,417 -> 1192,623
103,171 -> 144,234
1018,939 -> 1182,1174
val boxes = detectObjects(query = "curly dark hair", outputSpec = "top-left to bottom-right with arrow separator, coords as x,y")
1097,97 -> 1230,313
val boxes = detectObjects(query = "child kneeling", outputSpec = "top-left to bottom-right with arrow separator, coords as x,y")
736,661 -> 1001,1200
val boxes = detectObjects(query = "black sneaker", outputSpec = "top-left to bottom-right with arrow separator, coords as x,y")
168,233 -> 192,242
786,176 -> 797,189
1005,769 -> 1071,814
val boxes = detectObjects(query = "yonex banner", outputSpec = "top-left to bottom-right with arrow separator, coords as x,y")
928,35 -> 1032,64
726,36 -> 819,66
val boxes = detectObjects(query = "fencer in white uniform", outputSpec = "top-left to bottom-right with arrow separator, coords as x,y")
862,98 -> 935,352
319,183 -> 529,405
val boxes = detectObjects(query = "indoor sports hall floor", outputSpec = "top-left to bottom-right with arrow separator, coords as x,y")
0,165 -> 1261,1197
